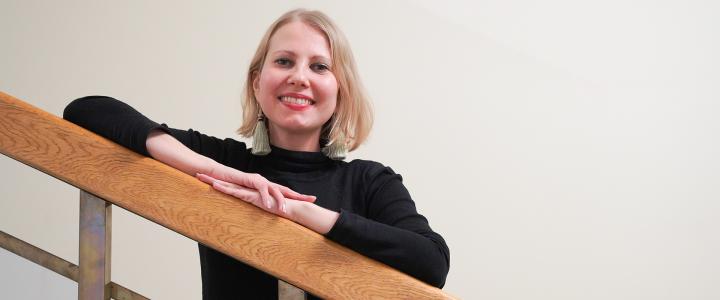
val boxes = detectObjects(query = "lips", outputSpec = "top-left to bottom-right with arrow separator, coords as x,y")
278,96 -> 315,105
277,95 -> 314,111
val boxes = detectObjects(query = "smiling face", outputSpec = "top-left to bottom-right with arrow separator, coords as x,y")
253,21 -> 339,148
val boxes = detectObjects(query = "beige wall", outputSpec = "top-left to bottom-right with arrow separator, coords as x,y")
1,0 -> 719,299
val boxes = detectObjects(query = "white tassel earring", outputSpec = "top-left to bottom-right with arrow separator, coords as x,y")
322,132 -> 347,160
251,111 -> 271,155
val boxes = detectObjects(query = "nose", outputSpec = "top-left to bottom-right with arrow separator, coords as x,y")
287,66 -> 309,88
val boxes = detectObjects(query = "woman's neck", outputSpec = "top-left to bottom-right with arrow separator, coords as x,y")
268,124 -> 321,152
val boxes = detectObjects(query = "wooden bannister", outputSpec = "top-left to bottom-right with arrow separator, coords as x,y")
0,91 -> 454,299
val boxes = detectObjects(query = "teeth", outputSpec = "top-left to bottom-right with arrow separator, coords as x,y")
280,96 -> 313,105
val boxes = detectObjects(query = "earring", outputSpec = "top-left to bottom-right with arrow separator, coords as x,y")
322,132 -> 347,160
251,111 -> 271,156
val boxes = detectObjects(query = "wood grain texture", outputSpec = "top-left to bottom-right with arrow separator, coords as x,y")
0,91 -> 455,299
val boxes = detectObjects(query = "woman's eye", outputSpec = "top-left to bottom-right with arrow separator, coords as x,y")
311,63 -> 330,72
275,58 -> 292,66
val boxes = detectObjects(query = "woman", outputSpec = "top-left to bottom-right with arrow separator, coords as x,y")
64,8 -> 449,299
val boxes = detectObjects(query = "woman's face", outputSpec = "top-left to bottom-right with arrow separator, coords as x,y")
253,21 -> 338,141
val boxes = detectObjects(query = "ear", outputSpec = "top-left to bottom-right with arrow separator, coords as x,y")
252,70 -> 260,95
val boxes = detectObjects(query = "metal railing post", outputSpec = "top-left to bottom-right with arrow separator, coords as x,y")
279,280 -> 306,300
79,190 -> 112,300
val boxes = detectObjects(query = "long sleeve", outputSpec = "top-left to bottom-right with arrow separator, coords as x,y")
63,96 -> 165,156
62,96 -> 249,167
325,164 -> 451,288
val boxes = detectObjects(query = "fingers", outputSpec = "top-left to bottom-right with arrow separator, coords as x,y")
269,186 -> 287,214
242,174 -> 273,210
257,183 -> 275,210
213,180 -> 288,216
199,172 -> 313,210
203,175 -> 297,219
196,173 -> 215,185
202,172 -> 273,209
226,170 -> 314,203
211,181 -> 258,204
274,184 -> 317,203
206,169 -> 315,203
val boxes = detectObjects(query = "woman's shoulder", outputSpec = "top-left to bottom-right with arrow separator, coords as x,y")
344,159 -> 401,181
345,158 -> 384,170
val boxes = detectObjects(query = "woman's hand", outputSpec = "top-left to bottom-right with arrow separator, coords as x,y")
196,173 -> 340,234
196,173 -> 297,216
197,167 -> 315,212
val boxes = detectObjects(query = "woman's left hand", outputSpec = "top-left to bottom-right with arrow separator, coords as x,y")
196,173 -> 298,218
196,173 -> 340,234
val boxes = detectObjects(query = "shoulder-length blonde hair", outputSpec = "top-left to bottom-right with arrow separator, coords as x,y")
237,8 -> 373,152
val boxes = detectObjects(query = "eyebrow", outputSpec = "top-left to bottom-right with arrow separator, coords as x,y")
270,50 -> 331,62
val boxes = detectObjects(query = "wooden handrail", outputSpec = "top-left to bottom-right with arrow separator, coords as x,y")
0,91 -> 454,299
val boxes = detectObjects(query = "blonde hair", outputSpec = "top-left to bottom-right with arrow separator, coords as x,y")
237,9 -> 373,151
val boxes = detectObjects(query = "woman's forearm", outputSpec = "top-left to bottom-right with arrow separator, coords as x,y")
146,129 -> 219,176
289,201 -> 340,235
145,130 -> 337,234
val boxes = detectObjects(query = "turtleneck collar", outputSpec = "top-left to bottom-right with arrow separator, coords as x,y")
258,144 -> 335,173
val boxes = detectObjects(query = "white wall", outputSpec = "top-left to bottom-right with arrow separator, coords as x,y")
1,0 -> 719,299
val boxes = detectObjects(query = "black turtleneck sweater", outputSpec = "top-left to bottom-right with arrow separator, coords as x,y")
63,96 -> 450,299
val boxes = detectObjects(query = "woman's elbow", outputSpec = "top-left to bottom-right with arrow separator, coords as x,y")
62,95 -> 116,123
424,256 -> 449,288
412,246 -> 449,288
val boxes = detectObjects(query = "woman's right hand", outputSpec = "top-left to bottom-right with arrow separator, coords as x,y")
199,165 -> 316,211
